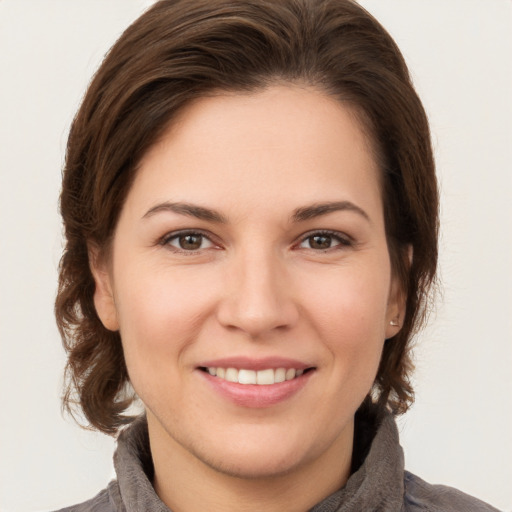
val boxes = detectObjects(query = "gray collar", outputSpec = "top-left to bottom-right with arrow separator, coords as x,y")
112,411 -> 404,512
310,411 -> 404,511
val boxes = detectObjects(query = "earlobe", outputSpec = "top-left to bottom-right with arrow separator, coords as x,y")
88,244 -> 119,332
385,296 -> 403,340
385,245 -> 412,339
385,279 -> 405,339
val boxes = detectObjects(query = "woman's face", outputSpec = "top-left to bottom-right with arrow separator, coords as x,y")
92,85 -> 402,479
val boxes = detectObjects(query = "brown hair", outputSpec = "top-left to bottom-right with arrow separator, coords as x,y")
56,0 -> 438,434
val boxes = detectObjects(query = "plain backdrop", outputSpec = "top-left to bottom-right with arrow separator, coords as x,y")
0,1 -> 511,511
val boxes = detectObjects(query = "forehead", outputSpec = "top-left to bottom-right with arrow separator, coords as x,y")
129,85 -> 382,222
148,85 -> 375,165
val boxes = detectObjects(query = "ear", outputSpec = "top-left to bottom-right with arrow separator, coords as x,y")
88,244 -> 119,331
385,245 -> 412,339
385,276 -> 404,339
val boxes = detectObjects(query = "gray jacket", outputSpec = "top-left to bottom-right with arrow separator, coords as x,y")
55,411 -> 501,511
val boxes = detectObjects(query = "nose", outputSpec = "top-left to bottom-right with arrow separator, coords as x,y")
216,248 -> 299,338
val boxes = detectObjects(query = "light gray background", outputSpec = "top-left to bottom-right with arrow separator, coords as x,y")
0,1 -> 511,511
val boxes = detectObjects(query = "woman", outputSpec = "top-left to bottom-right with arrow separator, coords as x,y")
54,0 -> 499,510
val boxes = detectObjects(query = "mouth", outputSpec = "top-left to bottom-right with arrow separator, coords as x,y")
198,366 -> 315,385
197,360 -> 316,407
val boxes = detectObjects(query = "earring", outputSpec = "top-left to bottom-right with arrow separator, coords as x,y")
390,318 -> 400,327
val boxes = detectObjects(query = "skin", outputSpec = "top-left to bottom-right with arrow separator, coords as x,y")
91,85 -> 403,512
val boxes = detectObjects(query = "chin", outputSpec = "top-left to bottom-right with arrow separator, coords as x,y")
192,443 -> 308,480
187,419 -> 342,481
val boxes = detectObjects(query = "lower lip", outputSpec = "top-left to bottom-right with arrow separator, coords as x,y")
198,370 -> 314,408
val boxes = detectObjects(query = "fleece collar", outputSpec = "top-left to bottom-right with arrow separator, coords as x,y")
112,409 -> 404,512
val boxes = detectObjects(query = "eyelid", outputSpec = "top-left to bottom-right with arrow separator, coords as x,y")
295,229 -> 354,249
156,228 -> 354,254
159,229 -> 220,253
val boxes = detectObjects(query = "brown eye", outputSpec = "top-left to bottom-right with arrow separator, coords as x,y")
298,231 -> 351,251
165,232 -> 214,252
308,234 -> 333,250
179,234 -> 203,250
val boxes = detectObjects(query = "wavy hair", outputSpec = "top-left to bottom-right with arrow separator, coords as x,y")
56,0 -> 438,434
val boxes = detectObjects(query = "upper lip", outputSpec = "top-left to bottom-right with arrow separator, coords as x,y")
197,356 -> 314,371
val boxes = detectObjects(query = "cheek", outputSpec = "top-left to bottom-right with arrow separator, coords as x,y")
113,263 -> 217,368
301,263 -> 390,369
306,262 -> 389,325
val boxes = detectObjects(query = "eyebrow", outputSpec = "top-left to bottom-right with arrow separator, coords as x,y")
291,201 -> 370,223
142,200 -> 370,224
143,202 -> 228,223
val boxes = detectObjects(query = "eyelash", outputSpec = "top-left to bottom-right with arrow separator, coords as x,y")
158,229 -> 354,255
296,230 -> 354,251
159,229 -> 218,255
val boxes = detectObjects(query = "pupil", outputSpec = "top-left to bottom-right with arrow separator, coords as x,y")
311,235 -> 331,249
180,234 -> 202,250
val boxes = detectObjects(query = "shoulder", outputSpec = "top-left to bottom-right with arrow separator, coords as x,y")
403,471 -> 502,512
52,481 -> 120,512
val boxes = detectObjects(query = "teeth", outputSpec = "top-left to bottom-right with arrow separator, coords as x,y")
205,367 -> 306,385
274,368 -> 286,383
285,368 -> 296,381
225,367 -> 238,383
257,369 -> 274,385
238,369 -> 256,384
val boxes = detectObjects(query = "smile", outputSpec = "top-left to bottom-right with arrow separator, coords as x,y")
201,367 -> 308,385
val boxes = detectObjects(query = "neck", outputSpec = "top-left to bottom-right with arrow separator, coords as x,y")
148,412 -> 354,512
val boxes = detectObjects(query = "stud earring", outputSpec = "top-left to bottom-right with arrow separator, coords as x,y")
390,318 -> 400,327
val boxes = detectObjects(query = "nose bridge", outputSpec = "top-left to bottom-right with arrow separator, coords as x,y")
217,243 -> 298,337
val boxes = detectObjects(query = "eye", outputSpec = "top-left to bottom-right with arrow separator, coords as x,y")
298,231 -> 352,250
163,231 -> 215,252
